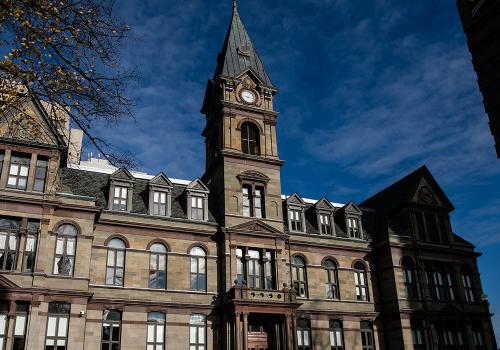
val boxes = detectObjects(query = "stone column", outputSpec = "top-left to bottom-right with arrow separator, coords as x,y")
285,314 -> 293,350
0,149 -> 11,188
242,312 -> 248,350
292,316 -> 298,350
235,312 -> 241,350
4,301 -> 16,350
26,153 -> 37,191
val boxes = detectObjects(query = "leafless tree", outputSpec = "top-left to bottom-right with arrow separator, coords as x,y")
0,0 -> 136,167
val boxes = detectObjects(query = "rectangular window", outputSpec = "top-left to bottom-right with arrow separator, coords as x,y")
403,268 -> 417,299
22,232 -> 37,272
264,251 -> 274,290
153,191 -> 167,216
0,303 -> 7,350
320,213 -> 332,235
329,320 -> 344,350
438,216 -> 450,243
13,303 -> 29,350
412,322 -> 425,350
0,229 -> 18,271
361,321 -> 375,350
290,209 -> 303,231
7,155 -> 30,190
297,319 -> 312,350
33,158 -> 48,192
254,188 -> 263,218
147,312 -> 165,350
462,274 -> 475,303
247,249 -> 262,289
472,327 -> 485,350
236,248 -> 244,285
415,212 -> 427,240
242,186 -> 251,217
432,271 -> 445,300
348,218 -> 361,238
191,196 -> 204,221
189,314 -> 206,350
45,302 -> 70,350
112,186 -> 128,211
425,213 -> 439,243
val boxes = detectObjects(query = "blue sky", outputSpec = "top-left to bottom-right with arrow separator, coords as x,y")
89,0 -> 500,339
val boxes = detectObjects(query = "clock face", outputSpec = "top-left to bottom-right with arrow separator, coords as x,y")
241,89 -> 256,104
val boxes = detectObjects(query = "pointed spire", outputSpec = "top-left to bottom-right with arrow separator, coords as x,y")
212,0 -> 275,89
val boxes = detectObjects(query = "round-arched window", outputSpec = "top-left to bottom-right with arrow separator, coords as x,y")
53,224 -> 78,276
292,256 -> 307,297
149,243 -> 167,289
241,122 -> 260,155
323,259 -> 339,299
190,246 -> 206,291
106,238 -> 126,286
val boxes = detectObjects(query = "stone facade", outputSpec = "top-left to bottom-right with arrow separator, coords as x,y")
0,3 -> 497,350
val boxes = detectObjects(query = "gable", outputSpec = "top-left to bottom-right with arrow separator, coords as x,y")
286,193 -> 305,205
149,172 -> 173,188
0,97 -> 66,148
111,168 -> 135,182
315,197 -> 335,210
187,178 -> 209,193
229,219 -> 284,235
410,176 -> 453,210
343,202 -> 362,214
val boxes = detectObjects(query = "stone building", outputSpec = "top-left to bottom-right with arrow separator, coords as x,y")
0,2 -> 497,350
456,0 -> 500,158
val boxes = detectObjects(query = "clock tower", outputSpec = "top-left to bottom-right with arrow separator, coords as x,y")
201,1 -> 284,230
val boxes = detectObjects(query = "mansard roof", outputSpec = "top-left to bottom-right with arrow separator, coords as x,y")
213,3 -> 275,89
361,165 -> 454,213
58,168 -> 215,222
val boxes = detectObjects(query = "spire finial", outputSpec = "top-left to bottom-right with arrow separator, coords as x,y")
233,0 -> 238,12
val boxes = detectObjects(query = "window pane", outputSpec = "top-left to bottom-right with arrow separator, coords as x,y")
190,327 -> 197,343
8,235 -> 17,250
57,317 -> 67,337
66,239 -> 75,256
147,324 -> 154,342
19,165 -> 28,177
47,317 -> 57,337
14,315 -> 26,336
116,251 -> 124,267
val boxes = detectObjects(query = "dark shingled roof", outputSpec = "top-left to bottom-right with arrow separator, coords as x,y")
360,165 -> 454,213
58,168 -> 216,222
213,4 -> 275,89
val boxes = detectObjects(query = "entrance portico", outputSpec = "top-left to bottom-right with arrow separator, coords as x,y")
223,282 -> 302,350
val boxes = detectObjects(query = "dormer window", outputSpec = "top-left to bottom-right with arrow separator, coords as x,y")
152,191 -> 167,216
290,209 -> 303,231
191,196 -> 204,220
285,193 -> 306,233
7,155 -> 30,190
319,213 -> 332,235
108,168 -> 135,213
112,186 -> 128,211
348,217 -> 361,239
186,179 -> 209,222
148,173 -> 173,217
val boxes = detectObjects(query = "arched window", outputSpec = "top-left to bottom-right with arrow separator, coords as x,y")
53,224 -> 77,276
461,265 -> 475,303
292,256 -> 308,297
45,302 -> 70,350
324,259 -> 339,299
354,261 -> 368,301
106,238 -> 126,286
189,314 -> 206,350
149,243 -> 167,289
190,247 -> 206,291
101,310 -> 121,349
241,122 -> 260,155
402,257 -> 417,299
147,312 -> 165,350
